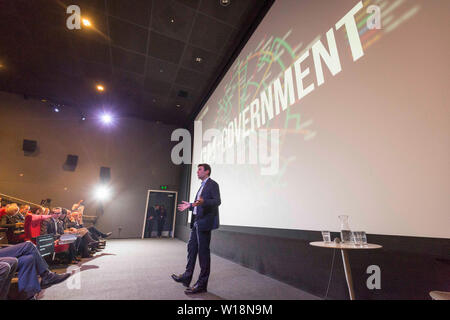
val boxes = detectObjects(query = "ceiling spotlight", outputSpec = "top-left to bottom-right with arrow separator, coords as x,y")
176,104 -> 181,108
96,84 -> 105,92
220,0 -> 231,6
81,116 -> 86,121
54,107 -> 60,112
82,18 -> 92,27
19,173 -> 24,177
100,113 -> 113,124
170,17 -> 175,23
195,57 -> 203,63
41,99 -> 47,102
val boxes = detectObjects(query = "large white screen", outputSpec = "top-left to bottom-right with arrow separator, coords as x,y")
190,0 -> 450,238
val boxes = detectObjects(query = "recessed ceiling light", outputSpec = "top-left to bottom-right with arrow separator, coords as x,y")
176,104 -> 181,108
170,18 -> 175,23
54,107 -> 60,112
64,187 -> 68,191
19,173 -> 24,177
41,99 -> 47,102
220,0 -> 231,6
82,18 -> 92,27
96,84 -> 105,92
195,57 -> 203,63
160,69 -> 163,73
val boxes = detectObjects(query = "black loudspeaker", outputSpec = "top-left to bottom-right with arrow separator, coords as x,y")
23,139 -> 37,153
66,155 -> 78,166
63,155 -> 78,171
100,167 -> 111,183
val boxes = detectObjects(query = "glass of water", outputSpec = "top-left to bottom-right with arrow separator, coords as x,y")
353,231 -> 367,246
321,231 -> 331,243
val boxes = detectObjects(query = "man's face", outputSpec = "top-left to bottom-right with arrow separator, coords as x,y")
197,166 -> 209,180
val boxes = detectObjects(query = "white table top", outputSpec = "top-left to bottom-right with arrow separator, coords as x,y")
309,241 -> 382,250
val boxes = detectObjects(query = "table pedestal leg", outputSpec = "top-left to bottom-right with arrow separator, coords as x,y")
341,249 -> 355,300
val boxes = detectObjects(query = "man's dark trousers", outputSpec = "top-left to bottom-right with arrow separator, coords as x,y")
185,222 -> 212,288
0,242 -> 48,296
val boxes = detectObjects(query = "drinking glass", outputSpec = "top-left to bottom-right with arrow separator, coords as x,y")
360,231 -> 367,244
321,231 -> 331,243
353,231 -> 367,246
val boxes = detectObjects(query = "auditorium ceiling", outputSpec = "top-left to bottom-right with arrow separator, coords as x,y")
0,0 -> 272,127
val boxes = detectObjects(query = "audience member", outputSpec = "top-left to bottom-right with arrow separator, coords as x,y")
0,257 -> 17,300
0,241 -> 70,299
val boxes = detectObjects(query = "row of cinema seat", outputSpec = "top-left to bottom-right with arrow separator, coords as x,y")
24,214 -> 70,260
1,201 -> 106,262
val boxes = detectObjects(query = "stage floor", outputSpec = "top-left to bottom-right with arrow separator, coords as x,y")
40,238 -> 319,300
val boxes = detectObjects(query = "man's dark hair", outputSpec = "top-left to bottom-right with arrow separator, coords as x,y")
198,163 -> 211,176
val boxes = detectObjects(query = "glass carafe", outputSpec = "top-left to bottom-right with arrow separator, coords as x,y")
339,215 -> 352,243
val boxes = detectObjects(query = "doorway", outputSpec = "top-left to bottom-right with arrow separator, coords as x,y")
141,190 -> 177,239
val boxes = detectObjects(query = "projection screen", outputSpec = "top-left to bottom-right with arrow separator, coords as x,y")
189,0 -> 450,238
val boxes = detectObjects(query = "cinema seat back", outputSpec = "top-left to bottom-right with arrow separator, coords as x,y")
24,214 -> 70,254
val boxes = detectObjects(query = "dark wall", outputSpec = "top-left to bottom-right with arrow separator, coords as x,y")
0,91 -> 182,238
175,164 -> 450,300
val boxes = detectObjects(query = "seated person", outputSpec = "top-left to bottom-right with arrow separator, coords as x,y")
32,206 -> 45,215
0,241 -> 70,299
0,203 -> 25,243
16,205 -> 30,222
70,203 -> 111,240
64,209 -> 103,252
59,208 -> 99,257
41,208 -> 80,263
0,257 -> 17,300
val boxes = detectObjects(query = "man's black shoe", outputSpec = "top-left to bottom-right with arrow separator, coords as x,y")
88,241 -> 99,248
40,272 -> 71,289
102,232 -> 112,238
185,284 -> 207,295
171,274 -> 191,287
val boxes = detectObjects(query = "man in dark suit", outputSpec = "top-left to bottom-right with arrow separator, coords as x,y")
41,208 -> 80,262
157,205 -> 167,238
145,205 -> 159,238
172,163 -> 220,294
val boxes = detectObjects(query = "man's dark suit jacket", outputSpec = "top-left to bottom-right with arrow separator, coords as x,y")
190,178 -> 221,231
41,217 -> 65,239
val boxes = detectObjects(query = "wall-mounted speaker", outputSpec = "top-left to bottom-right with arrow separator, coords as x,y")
63,154 -> 79,171
23,139 -> 37,153
100,167 -> 111,183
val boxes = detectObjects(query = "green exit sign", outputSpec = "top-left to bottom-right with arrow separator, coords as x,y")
160,185 -> 168,190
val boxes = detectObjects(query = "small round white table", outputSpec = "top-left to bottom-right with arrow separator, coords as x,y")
309,241 -> 382,300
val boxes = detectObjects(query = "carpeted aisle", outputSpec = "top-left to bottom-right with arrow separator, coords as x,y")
40,239 -> 319,300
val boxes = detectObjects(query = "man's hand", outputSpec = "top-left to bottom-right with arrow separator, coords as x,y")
193,197 -> 204,207
177,201 -> 191,212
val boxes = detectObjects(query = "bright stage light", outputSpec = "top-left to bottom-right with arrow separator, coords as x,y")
82,18 -> 92,27
94,185 -> 111,201
101,113 -> 113,124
